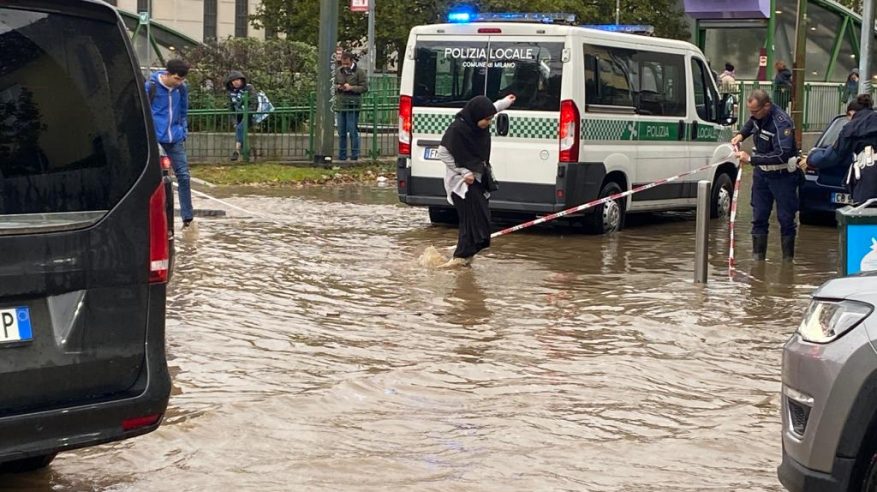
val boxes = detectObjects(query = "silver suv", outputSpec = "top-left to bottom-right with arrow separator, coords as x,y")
779,273 -> 877,491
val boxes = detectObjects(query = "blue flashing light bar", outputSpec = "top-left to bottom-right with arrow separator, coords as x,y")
580,24 -> 655,35
446,11 -> 577,25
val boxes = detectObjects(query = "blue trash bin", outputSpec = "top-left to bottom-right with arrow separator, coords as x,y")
837,199 -> 877,276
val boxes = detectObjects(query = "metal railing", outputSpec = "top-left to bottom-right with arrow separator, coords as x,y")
187,89 -> 399,163
186,79 -> 873,162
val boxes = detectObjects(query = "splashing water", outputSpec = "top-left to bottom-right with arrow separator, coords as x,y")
417,246 -> 449,268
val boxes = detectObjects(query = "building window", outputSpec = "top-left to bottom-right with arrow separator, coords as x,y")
137,0 -> 148,12
204,0 -> 217,41
235,0 -> 248,38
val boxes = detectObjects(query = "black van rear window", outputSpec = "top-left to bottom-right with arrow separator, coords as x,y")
0,7 -> 148,217
413,41 -> 563,111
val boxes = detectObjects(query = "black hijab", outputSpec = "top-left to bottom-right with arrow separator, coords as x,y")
440,96 -> 497,174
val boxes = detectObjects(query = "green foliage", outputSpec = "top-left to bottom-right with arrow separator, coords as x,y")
251,0 -> 690,72
181,37 -> 318,107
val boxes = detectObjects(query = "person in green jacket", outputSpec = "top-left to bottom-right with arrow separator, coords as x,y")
335,51 -> 368,161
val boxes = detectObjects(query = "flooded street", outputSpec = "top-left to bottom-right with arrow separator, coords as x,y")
6,178 -> 841,491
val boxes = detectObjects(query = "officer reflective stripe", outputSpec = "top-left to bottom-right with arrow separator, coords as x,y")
760,129 -> 775,137
757,164 -> 788,171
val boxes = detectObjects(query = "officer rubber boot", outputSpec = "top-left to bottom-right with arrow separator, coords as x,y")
781,235 -> 795,262
752,234 -> 768,261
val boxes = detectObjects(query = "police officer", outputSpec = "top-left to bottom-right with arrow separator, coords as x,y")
731,89 -> 799,261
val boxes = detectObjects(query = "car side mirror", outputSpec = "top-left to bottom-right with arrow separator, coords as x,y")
719,94 -> 738,126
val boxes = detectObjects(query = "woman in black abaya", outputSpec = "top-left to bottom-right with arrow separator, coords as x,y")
436,94 -> 515,267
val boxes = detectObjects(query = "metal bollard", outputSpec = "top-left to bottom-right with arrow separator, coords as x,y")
695,180 -> 711,283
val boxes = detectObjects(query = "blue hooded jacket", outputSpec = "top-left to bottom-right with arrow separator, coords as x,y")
146,71 -> 188,144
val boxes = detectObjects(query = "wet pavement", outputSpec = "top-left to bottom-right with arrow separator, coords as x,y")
3,177 -> 842,491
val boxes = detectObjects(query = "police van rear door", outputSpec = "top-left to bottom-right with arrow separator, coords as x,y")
410,34 -> 564,210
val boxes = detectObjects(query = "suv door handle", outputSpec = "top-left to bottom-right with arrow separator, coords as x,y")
496,113 -> 510,136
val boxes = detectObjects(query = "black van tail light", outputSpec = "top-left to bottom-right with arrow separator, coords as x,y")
122,413 -> 162,431
399,95 -> 412,156
149,183 -> 169,284
159,155 -> 171,171
559,99 -> 580,163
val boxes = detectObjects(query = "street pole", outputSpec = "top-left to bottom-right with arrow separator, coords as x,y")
767,0 -> 776,79
694,181 -> 711,284
314,0 -> 339,166
367,0 -> 376,79
791,0 -> 807,149
615,0 -> 620,25
859,0 -> 874,94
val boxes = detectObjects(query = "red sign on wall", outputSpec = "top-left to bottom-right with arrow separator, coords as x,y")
350,0 -> 368,12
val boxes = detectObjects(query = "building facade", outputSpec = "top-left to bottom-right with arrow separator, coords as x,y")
105,0 -> 265,42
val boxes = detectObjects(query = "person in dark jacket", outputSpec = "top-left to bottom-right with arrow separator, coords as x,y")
146,59 -> 194,230
804,94 -> 877,204
773,61 -> 793,111
732,89 -> 799,261
225,70 -> 258,161
436,94 -> 515,268
334,51 -> 368,161
845,68 -> 860,104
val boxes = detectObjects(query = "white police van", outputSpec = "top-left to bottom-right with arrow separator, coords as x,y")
396,12 -> 739,233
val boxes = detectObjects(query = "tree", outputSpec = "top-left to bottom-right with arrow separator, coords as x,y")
251,0 -> 690,71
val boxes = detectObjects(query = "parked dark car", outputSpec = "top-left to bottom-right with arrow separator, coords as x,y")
778,273 -> 877,491
0,0 -> 171,472
800,114 -> 853,224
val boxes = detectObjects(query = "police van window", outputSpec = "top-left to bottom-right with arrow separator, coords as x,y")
0,8 -> 148,218
632,52 -> 686,117
413,41 -> 563,111
583,45 -> 634,110
413,41 -> 489,107
487,42 -> 563,111
691,58 -> 719,122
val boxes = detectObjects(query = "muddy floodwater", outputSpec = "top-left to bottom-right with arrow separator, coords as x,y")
5,178 -> 842,491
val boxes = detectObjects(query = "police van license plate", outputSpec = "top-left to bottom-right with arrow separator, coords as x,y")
832,192 -> 853,204
0,307 -> 32,344
423,147 -> 439,160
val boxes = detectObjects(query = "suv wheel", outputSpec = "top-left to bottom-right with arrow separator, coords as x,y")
0,453 -> 57,473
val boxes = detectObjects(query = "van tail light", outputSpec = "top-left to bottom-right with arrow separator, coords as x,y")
399,95 -> 412,156
159,155 -> 171,171
149,183 -> 169,284
122,413 -> 162,431
559,99 -> 580,163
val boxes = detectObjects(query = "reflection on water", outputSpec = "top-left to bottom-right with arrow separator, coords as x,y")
5,179 -> 841,491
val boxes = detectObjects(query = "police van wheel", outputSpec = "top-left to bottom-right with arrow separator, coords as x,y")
428,207 -> 459,225
710,172 -> 734,219
585,182 -> 624,234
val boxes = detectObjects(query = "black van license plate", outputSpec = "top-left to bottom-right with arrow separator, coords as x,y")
0,307 -> 33,344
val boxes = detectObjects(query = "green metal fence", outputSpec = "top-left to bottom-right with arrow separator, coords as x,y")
731,80 -> 853,132
187,89 -> 399,163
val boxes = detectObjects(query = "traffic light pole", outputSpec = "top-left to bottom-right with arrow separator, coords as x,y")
314,0 -> 339,166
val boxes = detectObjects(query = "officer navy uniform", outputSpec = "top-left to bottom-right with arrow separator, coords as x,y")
737,104 -> 799,261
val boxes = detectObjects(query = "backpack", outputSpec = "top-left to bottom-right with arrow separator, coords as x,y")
253,91 -> 274,124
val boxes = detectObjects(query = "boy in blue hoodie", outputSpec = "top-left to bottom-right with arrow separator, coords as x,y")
146,59 -> 194,229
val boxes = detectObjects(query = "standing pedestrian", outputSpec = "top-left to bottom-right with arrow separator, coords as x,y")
225,70 -> 258,162
803,94 -> 877,204
845,68 -> 860,104
146,59 -> 194,230
335,51 -> 368,162
731,89 -> 799,261
437,94 -> 515,268
773,61 -> 793,111
719,63 -> 737,94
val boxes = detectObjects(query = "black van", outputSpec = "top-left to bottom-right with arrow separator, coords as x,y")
0,0 -> 171,471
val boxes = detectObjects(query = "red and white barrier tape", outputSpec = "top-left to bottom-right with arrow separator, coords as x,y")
728,144 -> 743,269
490,151 -> 736,240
